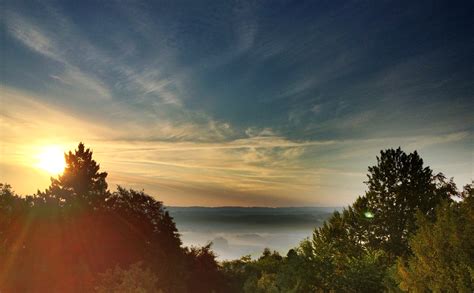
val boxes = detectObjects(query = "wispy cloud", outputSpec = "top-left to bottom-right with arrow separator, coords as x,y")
7,13 -> 61,62
6,11 -> 112,100
1,86 -> 471,206
233,1 -> 259,53
4,5 -> 236,142
2,1 -> 472,206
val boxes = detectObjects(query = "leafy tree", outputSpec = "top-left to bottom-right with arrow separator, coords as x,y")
288,238 -> 331,292
102,187 -> 186,292
106,187 -> 182,255
0,183 -> 22,243
221,249 -> 285,293
337,250 -> 387,292
396,185 -> 474,292
240,249 -> 283,293
255,272 -> 279,293
2,144 -> 470,292
312,210 -> 364,257
184,244 -> 225,293
243,275 -> 260,293
221,255 -> 256,293
0,143 -> 194,292
257,248 -> 283,274
95,262 -> 162,293
0,184 -> 26,286
292,235 -> 387,292
351,148 -> 458,259
286,147 -> 460,292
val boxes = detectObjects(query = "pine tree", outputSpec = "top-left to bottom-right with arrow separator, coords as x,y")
44,142 -> 108,209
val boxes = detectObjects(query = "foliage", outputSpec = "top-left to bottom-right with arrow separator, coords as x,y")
220,255 -> 256,292
184,244 -> 225,293
219,148 -> 465,292
1,144 -> 470,292
292,237 -> 387,292
45,142 -> 109,209
221,249 -> 284,293
95,262 -> 161,293
0,143 -> 223,293
353,148 -> 458,259
221,242 -> 387,292
396,185 -> 474,292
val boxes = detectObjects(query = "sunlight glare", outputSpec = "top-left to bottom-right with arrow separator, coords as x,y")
35,146 -> 66,174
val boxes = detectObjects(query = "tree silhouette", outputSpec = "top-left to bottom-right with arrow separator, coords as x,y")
267,147 -> 462,292
184,244 -> 225,293
44,142 -> 108,209
1,143 -> 210,292
2,144 -> 470,292
353,148 -> 458,258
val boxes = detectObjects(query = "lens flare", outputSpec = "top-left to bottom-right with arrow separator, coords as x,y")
364,211 -> 374,219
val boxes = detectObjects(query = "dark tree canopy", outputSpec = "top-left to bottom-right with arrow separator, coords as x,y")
266,147 -> 464,292
300,147 -> 459,269
95,262 -> 160,293
217,148 -> 468,292
1,144 -> 469,292
350,148 -> 458,259
184,244 -> 224,293
45,142 -> 108,208
0,143 -> 225,293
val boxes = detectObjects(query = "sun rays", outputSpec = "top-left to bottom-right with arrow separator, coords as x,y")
35,146 -> 66,175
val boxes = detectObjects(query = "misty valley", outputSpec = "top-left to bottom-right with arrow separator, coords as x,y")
168,207 -> 339,260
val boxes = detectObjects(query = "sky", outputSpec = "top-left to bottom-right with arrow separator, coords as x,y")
1,0 -> 473,207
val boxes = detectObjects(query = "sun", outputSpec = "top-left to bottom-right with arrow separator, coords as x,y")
35,146 -> 66,174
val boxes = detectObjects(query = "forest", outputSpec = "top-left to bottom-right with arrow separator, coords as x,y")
1,143 -> 472,292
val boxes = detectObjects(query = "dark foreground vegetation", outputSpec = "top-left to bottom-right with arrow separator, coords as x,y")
1,143 -> 472,292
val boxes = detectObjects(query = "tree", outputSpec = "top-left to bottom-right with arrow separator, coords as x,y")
45,142 -> 108,209
220,255 -> 256,293
103,187 -> 186,292
0,184 -> 28,286
0,143 -> 191,292
95,262 -> 161,293
312,210 -> 364,257
0,184 -> 22,242
240,249 -> 283,293
106,187 -> 182,253
292,148 -> 460,292
352,148 -> 457,259
396,186 -> 474,292
221,249 -> 285,293
295,231 -> 387,292
184,243 -> 225,293
337,250 -> 387,293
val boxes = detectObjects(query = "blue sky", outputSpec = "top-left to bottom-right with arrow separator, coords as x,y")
1,0 -> 473,206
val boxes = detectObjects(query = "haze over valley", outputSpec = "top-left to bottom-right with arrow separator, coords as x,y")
168,206 -> 339,260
